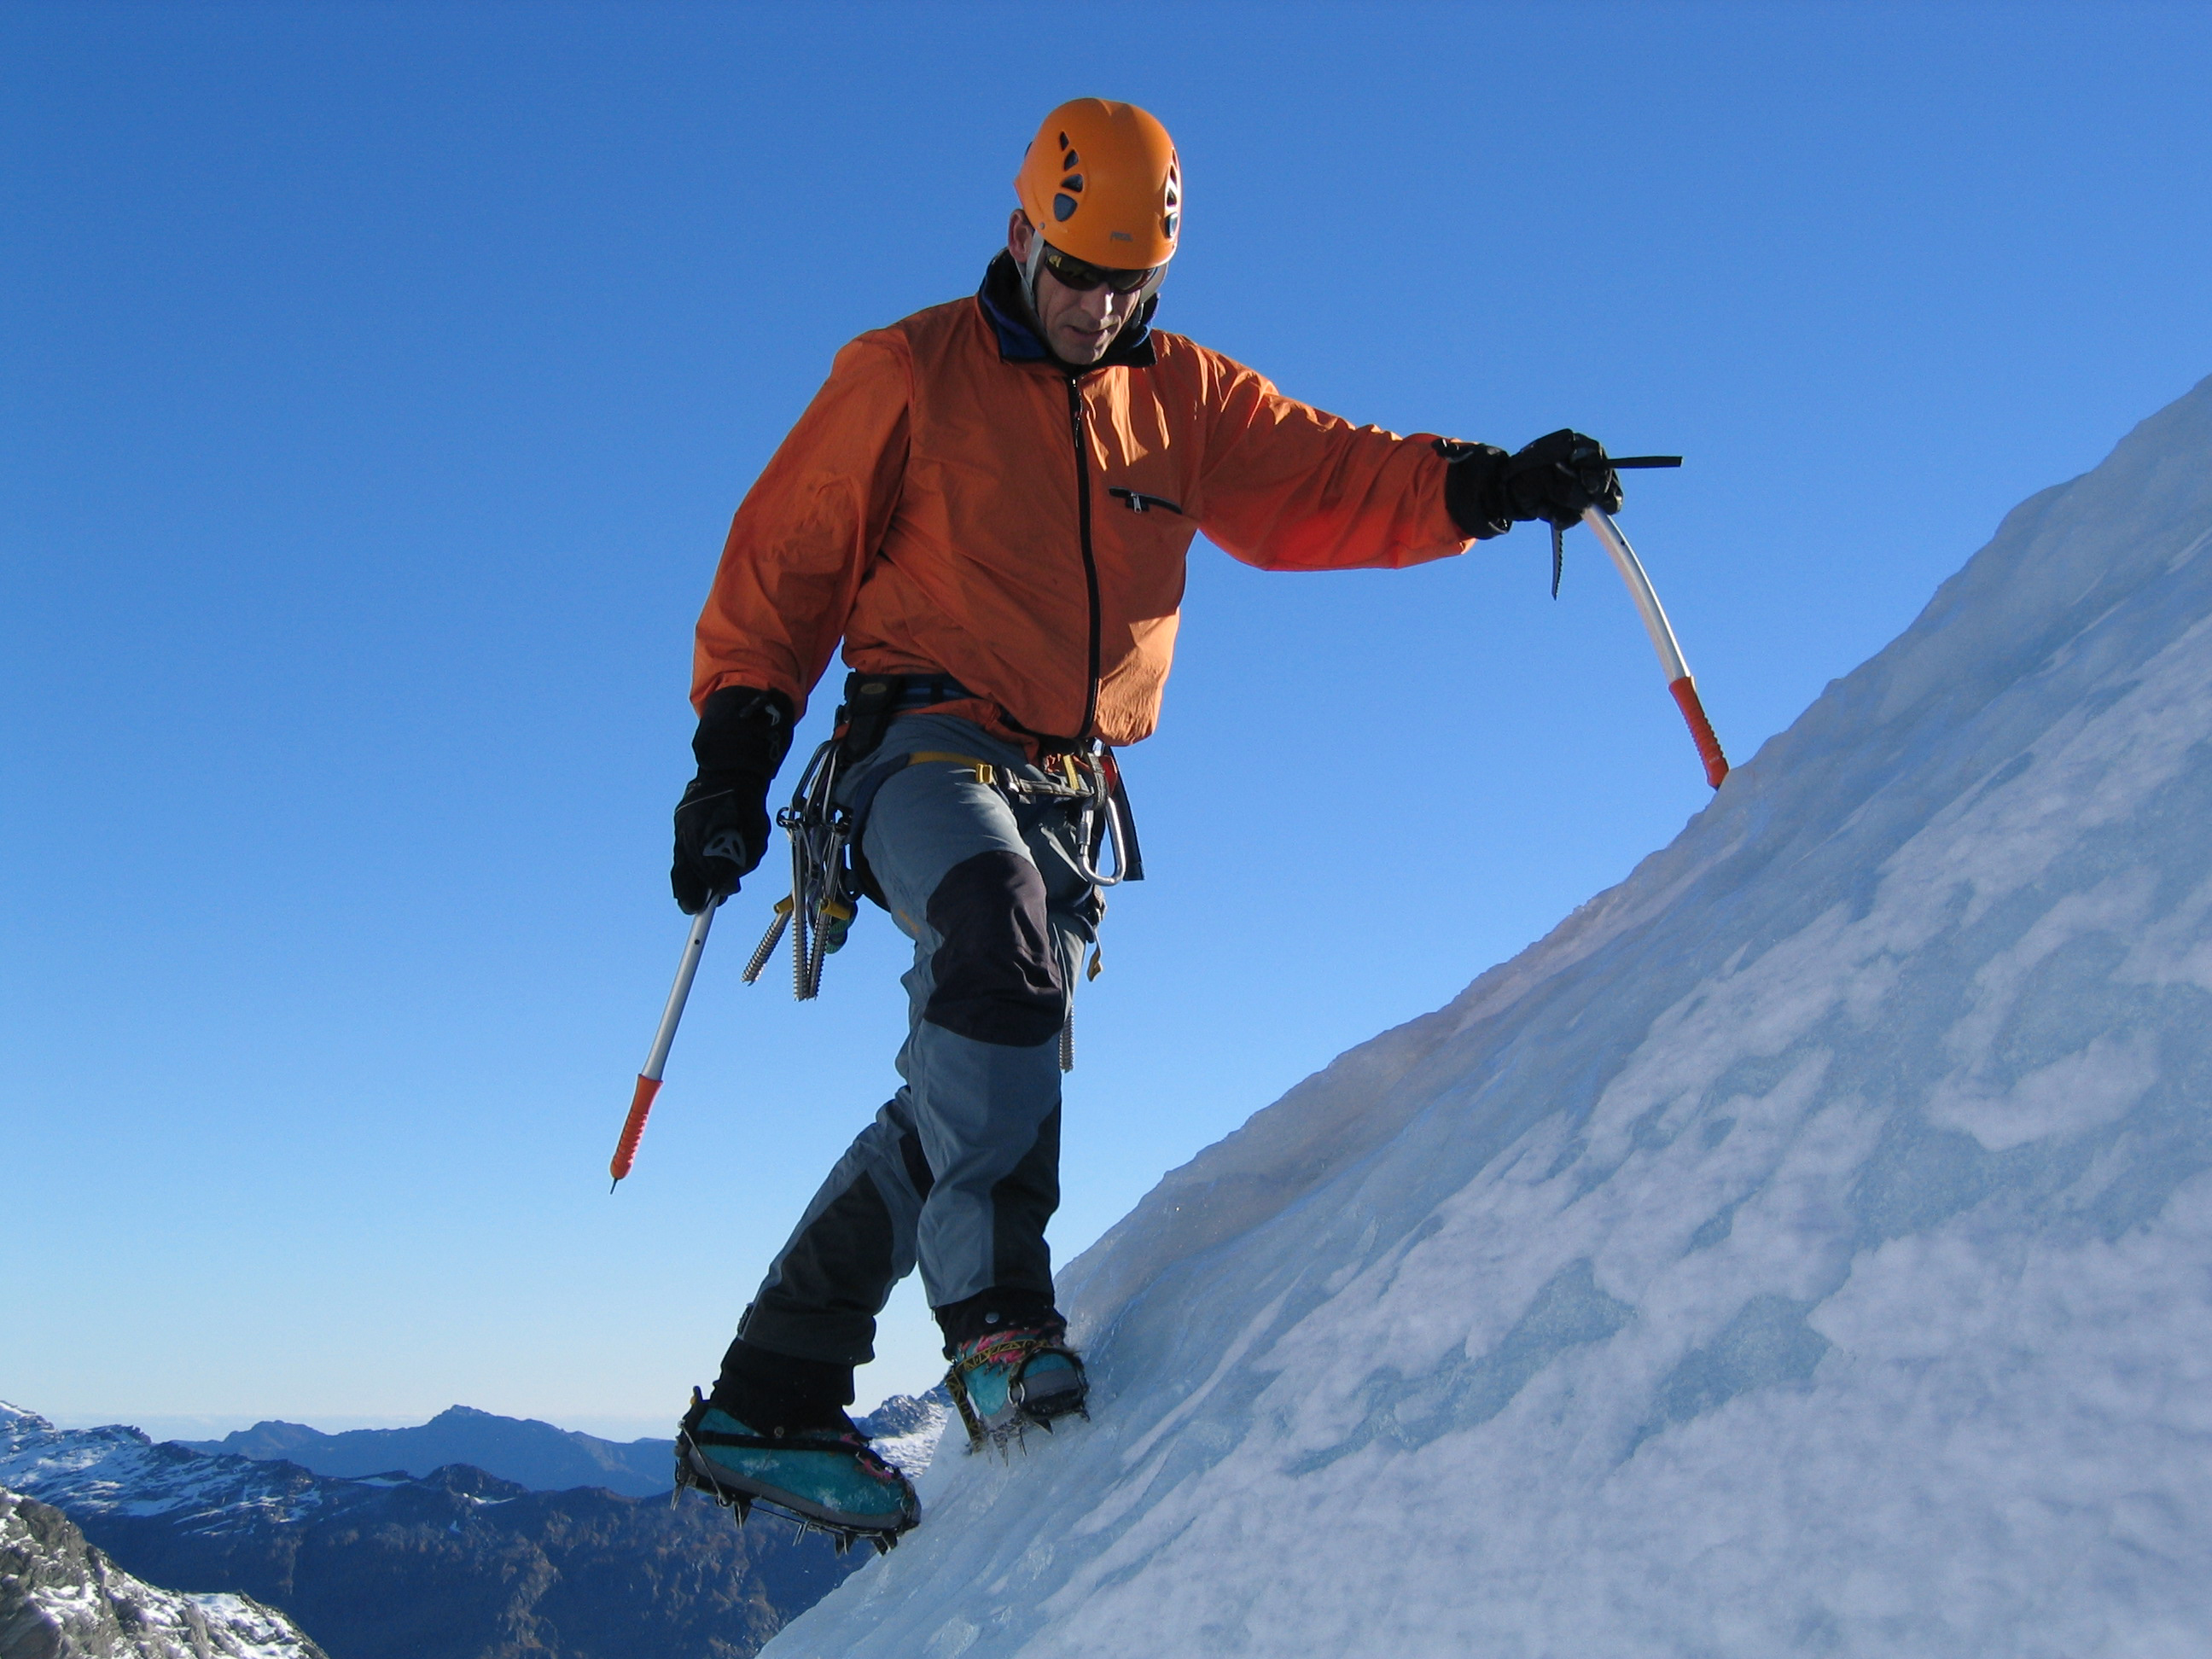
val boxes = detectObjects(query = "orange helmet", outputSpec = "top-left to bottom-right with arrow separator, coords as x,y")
1015,99 -> 1181,271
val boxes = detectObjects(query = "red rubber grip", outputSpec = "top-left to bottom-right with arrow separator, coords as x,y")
1668,676 -> 1731,789
609,1074 -> 662,1184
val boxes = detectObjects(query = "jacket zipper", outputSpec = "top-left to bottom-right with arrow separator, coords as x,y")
1064,375 -> 1103,742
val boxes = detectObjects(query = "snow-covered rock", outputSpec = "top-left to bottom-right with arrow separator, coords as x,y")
0,1486 -> 325,1659
763,375 -> 2212,1657
854,1393 -> 951,1481
0,1404 -> 336,1532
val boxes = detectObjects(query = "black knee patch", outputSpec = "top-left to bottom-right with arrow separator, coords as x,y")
923,850 -> 1066,1046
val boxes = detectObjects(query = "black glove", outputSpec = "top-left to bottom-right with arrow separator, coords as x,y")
1504,429 -> 1622,525
1440,430 -> 1623,538
671,686 -> 795,915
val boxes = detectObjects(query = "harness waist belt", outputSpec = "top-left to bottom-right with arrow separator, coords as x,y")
836,671 -> 980,765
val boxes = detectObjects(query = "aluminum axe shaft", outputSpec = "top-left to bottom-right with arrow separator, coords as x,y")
1580,506 -> 1730,789
609,898 -> 719,1190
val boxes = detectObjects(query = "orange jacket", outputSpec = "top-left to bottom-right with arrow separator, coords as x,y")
694,259 -> 1472,749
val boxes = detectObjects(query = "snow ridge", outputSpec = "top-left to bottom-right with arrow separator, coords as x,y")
0,1402 -> 341,1529
764,374 -> 2212,1657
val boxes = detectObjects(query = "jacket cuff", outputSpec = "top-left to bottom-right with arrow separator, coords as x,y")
693,685 -> 796,778
1438,439 -> 1514,540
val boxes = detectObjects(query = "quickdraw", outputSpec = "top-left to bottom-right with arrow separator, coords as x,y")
739,735 -> 856,1000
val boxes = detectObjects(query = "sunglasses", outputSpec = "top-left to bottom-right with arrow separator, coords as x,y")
1039,241 -> 1163,295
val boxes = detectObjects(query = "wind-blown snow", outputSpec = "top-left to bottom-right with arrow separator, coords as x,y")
763,373 -> 2212,1658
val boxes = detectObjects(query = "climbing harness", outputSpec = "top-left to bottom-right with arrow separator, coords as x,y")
741,672 -> 1144,1006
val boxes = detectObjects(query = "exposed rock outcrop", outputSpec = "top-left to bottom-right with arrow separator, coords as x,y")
1,1486 -> 325,1659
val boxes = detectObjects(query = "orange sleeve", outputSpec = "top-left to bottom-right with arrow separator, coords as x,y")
1186,350 -> 1471,573
690,333 -> 911,717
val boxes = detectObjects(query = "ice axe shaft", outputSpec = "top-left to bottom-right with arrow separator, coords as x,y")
609,898 -> 719,1190
1549,464 -> 1680,598
1580,505 -> 1731,789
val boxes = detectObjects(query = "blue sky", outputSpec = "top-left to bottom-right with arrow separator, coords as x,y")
5,2 -> 2209,1435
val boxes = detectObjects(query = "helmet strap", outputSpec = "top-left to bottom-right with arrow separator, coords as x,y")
1018,227 -> 1051,318
1015,219 -> 1168,357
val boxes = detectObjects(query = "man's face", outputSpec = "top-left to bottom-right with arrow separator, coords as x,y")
1006,211 -> 1153,366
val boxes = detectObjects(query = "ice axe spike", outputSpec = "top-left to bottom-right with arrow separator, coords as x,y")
609,896 -> 721,1190
1580,505 -> 1730,789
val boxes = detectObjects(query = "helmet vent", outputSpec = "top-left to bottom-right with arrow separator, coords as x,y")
1061,174 -> 1084,192
1054,193 -> 1079,222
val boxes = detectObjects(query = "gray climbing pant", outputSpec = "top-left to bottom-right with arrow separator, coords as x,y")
734,714 -> 1101,1367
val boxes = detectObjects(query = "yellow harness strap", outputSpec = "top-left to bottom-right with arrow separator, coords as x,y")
905,750 -> 998,786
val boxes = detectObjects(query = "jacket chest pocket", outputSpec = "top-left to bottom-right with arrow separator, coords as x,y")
1106,486 -> 1185,517
1093,483 -> 1196,622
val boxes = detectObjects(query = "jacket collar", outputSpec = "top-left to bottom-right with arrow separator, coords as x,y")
976,251 -> 1158,371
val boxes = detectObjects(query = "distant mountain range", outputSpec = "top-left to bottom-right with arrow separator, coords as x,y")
1,1397 -> 945,1659
183,1405 -> 675,1497
181,1394 -> 947,1496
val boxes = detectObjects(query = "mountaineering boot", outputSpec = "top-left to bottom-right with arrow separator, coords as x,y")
676,1389 -> 919,1549
946,1328 -> 1089,1450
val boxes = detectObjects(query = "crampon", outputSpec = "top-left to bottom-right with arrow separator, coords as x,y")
945,1329 -> 1091,1452
674,1388 -> 918,1556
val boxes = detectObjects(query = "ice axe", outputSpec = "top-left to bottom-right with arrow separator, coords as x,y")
608,896 -> 721,1190
1546,456 -> 1728,789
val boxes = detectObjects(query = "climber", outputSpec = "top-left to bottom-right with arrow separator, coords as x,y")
668,96 -> 1624,1545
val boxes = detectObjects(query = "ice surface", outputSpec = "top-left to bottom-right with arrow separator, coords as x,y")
761,374 -> 2212,1657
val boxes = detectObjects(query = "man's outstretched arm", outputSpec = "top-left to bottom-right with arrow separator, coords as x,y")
1183,347 -> 1618,570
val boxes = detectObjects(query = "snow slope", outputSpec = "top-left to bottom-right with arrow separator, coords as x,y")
764,373 -> 2212,1658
